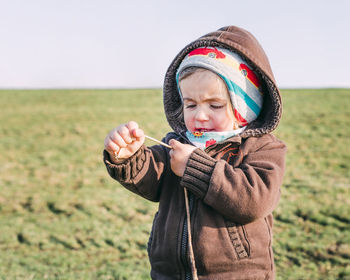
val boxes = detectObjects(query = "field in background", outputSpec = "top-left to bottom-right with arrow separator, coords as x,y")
0,89 -> 349,279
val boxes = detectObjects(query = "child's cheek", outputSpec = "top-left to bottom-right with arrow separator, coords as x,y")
183,112 -> 195,132
185,119 -> 195,132
214,112 -> 234,131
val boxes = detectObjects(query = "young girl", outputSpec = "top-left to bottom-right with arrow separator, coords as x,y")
104,26 -> 286,280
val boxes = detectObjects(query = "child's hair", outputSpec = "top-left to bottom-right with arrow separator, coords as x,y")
178,66 -> 207,82
177,66 -> 242,129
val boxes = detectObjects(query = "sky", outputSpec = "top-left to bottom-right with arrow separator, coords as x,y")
0,0 -> 349,89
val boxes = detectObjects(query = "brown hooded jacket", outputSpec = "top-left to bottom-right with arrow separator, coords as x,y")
104,26 -> 286,279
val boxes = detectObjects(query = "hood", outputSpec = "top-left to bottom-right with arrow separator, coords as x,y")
163,25 -> 282,138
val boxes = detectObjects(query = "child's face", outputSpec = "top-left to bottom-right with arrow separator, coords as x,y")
179,69 -> 236,133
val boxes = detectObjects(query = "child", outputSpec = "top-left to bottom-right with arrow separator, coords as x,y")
103,26 -> 286,280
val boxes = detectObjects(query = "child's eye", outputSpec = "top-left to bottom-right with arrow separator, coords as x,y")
185,104 -> 196,109
210,104 -> 225,109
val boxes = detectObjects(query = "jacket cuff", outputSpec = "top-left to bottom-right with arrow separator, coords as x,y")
181,149 -> 216,199
103,146 -> 147,182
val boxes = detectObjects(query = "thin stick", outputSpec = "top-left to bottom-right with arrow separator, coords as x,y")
184,188 -> 198,280
144,135 -> 173,149
114,134 -> 172,160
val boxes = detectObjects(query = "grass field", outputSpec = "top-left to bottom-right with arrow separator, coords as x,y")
0,88 -> 349,279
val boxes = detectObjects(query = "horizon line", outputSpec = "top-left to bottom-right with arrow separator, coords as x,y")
0,86 -> 349,91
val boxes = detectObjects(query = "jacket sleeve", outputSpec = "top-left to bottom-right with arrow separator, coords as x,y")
180,134 -> 286,224
103,144 -> 169,202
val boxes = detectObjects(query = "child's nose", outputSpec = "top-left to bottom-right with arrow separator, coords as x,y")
195,109 -> 209,121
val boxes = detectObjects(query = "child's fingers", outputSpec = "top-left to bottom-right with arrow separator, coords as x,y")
133,128 -> 144,139
126,121 -> 139,131
168,140 -> 180,159
110,130 -> 128,148
169,139 -> 181,148
126,121 -> 144,139
104,137 -> 120,155
117,125 -> 134,144
169,148 -> 174,158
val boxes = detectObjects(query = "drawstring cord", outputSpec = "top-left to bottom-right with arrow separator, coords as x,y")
119,135 -> 198,279
184,188 -> 198,280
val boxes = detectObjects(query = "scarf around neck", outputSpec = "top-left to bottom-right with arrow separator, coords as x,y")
186,127 -> 245,149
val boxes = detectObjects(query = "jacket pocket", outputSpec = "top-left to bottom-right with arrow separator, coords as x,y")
225,220 -> 250,259
147,211 -> 158,257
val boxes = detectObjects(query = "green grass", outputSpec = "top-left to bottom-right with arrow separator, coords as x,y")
0,88 -> 349,279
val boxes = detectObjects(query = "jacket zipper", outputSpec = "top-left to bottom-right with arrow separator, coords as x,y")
177,132 -> 229,279
180,191 -> 194,280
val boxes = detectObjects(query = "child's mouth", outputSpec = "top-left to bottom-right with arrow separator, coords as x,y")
194,128 -> 215,133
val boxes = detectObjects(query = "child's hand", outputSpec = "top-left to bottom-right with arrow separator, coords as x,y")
104,121 -> 145,163
169,139 -> 196,177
